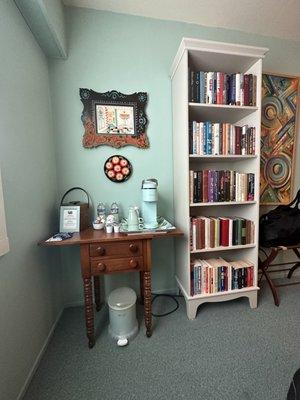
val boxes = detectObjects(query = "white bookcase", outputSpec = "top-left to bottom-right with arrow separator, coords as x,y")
170,38 -> 268,319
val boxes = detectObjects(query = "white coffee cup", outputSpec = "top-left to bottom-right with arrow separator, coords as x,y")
106,224 -> 113,234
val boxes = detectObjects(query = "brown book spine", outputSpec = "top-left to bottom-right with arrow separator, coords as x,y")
200,219 -> 205,249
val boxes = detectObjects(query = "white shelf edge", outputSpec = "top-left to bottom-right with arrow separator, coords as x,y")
176,276 -> 259,301
190,201 -> 256,206
190,286 -> 260,300
189,155 -> 257,159
190,244 -> 255,253
189,103 -> 258,111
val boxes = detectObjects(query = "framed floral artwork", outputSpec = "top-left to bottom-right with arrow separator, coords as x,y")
79,89 -> 149,149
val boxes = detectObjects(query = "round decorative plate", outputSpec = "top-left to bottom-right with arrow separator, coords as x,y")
104,155 -> 132,183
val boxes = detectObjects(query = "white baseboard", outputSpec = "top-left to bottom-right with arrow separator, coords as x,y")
17,307 -> 64,400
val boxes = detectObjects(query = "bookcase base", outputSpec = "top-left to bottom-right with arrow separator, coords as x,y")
176,276 -> 258,320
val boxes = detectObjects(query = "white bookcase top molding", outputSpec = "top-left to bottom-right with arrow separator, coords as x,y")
170,37 -> 269,79
0,169 -> 9,256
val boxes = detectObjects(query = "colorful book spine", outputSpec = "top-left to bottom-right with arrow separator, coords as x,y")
189,70 -> 257,106
190,257 -> 254,295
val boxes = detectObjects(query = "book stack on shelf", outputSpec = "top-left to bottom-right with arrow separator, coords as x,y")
190,216 -> 254,250
191,258 -> 254,296
189,70 -> 257,106
171,38 -> 268,319
189,170 -> 255,203
189,122 -> 255,155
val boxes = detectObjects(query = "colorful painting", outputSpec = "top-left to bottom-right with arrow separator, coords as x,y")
79,89 -> 149,149
96,105 -> 135,135
260,74 -> 299,204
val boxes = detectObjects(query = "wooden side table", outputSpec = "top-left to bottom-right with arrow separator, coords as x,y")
40,228 -> 182,348
258,245 -> 300,306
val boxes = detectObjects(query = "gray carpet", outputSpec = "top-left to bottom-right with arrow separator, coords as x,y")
23,282 -> 300,400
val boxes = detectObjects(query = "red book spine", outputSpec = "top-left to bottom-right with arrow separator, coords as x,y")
225,267 -> 228,291
196,218 -> 201,249
250,266 -> 254,286
220,219 -> 229,246
202,170 -> 208,202
200,219 -> 205,249
235,126 -> 241,155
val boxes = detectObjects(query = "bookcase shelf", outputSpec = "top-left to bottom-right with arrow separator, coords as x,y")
190,201 -> 256,207
189,155 -> 257,160
171,38 -> 268,320
189,102 -> 258,121
190,243 -> 255,253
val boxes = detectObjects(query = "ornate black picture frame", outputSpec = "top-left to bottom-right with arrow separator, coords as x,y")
80,89 -> 149,149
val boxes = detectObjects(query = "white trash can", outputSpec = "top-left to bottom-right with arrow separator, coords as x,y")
108,287 -> 138,346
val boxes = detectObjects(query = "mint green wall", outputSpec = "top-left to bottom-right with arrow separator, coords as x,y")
0,1 -> 62,399
49,7 -> 300,304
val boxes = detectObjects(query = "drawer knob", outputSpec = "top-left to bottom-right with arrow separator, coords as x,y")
96,246 -> 105,255
130,259 -> 138,268
97,262 -> 106,271
129,243 -> 138,253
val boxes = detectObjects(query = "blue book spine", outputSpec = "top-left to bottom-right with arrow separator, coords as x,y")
193,265 -> 197,294
221,266 -> 225,291
213,72 -> 217,104
208,170 -> 214,202
200,71 -> 205,103
203,122 -> 208,154
207,122 -> 212,154
198,265 -> 201,294
196,72 -> 200,103
230,75 -> 236,104
192,121 -> 197,154
228,75 -> 234,105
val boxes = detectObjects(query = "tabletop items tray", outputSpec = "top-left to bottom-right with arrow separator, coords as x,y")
120,216 -> 175,233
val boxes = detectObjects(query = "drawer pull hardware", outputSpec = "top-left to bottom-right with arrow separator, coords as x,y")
129,243 -> 138,253
96,246 -> 105,255
130,259 -> 138,268
97,262 -> 106,271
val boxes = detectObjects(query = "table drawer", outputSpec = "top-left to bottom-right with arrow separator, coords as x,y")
91,256 -> 143,274
89,241 -> 142,258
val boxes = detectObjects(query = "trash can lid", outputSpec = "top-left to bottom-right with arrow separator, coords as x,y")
108,287 -> 137,310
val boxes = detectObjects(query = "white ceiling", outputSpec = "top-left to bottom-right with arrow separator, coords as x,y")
63,0 -> 300,41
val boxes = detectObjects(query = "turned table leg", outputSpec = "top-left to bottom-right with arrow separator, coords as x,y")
83,277 -> 95,348
143,271 -> 152,337
93,276 -> 101,312
139,271 -> 144,304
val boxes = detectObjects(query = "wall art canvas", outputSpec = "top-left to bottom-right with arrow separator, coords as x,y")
260,73 -> 299,204
80,89 -> 149,149
96,105 -> 135,135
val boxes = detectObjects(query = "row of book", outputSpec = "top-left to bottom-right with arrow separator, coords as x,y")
189,71 -> 257,106
189,170 -> 255,203
191,257 -> 254,296
189,122 -> 256,155
190,216 -> 254,250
